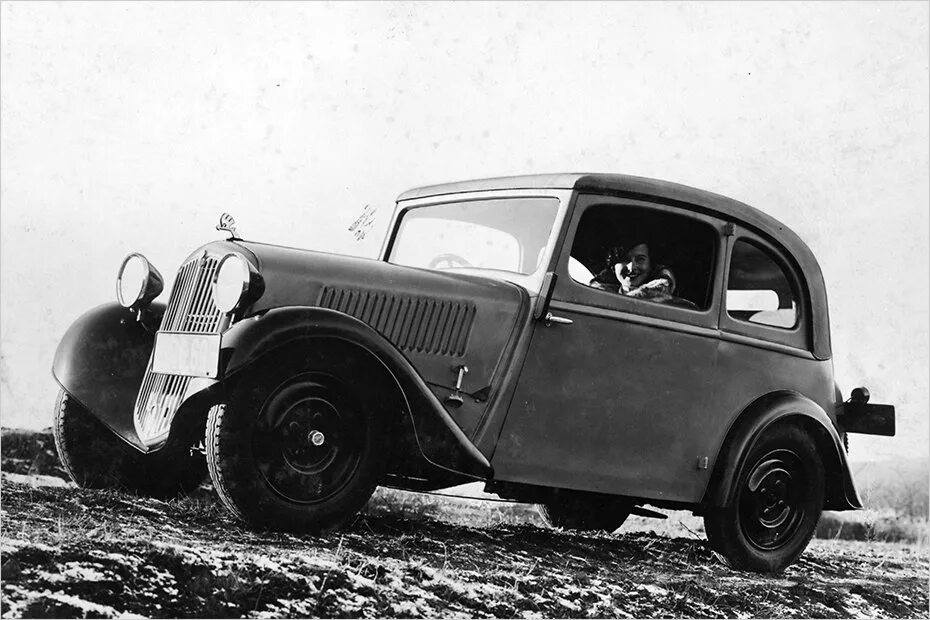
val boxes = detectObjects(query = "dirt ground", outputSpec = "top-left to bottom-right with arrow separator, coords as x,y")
1,431 -> 927,618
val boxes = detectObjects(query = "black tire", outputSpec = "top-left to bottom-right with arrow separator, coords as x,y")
206,351 -> 387,533
53,390 -> 207,499
704,424 -> 825,573
538,491 -> 632,532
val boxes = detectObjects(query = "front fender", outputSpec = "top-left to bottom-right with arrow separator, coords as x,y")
219,306 -> 492,479
705,391 -> 862,511
52,302 -> 165,450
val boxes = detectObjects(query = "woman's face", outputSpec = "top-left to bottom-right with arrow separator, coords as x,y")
615,243 -> 652,287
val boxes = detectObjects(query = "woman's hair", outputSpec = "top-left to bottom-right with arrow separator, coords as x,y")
628,238 -> 669,266
608,238 -> 670,272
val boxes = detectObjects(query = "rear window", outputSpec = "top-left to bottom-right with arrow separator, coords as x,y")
726,239 -> 798,328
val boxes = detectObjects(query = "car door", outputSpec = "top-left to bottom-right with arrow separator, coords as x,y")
490,194 -> 727,503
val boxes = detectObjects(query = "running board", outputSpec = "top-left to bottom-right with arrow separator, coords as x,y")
630,506 -> 667,520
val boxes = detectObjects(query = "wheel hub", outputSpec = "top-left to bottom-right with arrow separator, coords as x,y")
757,473 -> 790,527
279,403 -> 339,473
252,376 -> 363,504
740,451 -> 806,550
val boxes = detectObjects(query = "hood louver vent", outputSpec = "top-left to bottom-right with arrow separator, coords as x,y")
319,287 -> 475,356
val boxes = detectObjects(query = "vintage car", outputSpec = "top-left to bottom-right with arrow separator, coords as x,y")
53,173 -> 895,572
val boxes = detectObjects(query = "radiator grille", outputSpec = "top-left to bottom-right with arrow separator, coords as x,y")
133,255 -> 228,447
319,287 -> 475,356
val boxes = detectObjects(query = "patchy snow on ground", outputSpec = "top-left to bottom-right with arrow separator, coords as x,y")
1,472 -> 72,488
1,444 -> 928,618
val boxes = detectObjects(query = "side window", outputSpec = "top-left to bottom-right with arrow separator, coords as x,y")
726,239 -> 797,328
568,203 -> 717,310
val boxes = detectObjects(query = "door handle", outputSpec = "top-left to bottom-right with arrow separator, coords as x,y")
544,312 -> 573,327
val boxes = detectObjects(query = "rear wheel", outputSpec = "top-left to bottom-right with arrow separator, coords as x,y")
704,425 -> 824,573
538,491 -> 632,532
206,352 -> 387,533
53,390 -> 206,498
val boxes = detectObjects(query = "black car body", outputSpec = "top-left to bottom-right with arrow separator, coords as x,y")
53,174 -> 895,572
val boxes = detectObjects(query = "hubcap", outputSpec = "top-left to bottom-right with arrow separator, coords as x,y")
252,374 -> 362,504
739,450 -> 806,550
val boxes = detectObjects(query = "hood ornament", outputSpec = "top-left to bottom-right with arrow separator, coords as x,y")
216,213 -> 240,239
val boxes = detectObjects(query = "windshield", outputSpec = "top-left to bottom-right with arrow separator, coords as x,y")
388,197 -> 561,285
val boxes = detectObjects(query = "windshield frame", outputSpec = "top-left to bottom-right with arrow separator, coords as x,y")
382,189 -> 572,293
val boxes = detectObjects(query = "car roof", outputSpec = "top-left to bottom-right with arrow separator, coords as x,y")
396,173 -> 831,359
399,173 -> 780,234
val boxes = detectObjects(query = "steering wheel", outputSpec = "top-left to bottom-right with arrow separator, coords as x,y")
427,253 -> 473,270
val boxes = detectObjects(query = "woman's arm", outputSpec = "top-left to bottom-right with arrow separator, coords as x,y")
627,267 -> 676,299
626,276 -> 673,299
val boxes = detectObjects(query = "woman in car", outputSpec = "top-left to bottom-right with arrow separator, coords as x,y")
590,241 -> 677,302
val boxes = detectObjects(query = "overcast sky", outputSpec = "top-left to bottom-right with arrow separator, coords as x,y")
1,2 -> 927,462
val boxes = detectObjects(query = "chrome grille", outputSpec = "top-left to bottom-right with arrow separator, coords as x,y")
161,257 -> 225,333
133,255 -> 228,447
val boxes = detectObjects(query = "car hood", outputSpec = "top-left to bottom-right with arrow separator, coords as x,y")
229,240 -> 529,397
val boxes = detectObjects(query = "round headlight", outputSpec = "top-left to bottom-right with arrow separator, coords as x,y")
213,253 -> 251,313
117,253 -> 163,308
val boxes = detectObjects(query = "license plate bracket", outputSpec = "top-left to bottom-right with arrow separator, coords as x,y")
152,332 -> 221,378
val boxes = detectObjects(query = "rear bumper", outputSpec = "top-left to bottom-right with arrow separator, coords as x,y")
838,402 -> 896,437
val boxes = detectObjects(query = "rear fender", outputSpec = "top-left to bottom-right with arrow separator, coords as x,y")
51,302 -> 165,450
704,391 -> 862,511
220,306 -> 492,480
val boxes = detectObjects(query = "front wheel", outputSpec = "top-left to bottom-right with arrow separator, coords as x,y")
206,354 -> 387,533
53,390 -> 206,498
704,425 -> 825,573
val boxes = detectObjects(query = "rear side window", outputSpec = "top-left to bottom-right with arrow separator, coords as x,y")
727,240 -> 797,328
